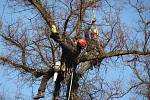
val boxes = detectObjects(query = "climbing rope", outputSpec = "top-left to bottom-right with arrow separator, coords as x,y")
92,6 -> 96,21
90,0 -> 99,37
90,0 -> 96,19
67,70 -> 74,100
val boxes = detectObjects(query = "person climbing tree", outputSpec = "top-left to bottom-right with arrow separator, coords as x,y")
51,25 -> 87,99
33,25 -> 87,99
50,25 -> 87,70
86,0 -> 104,58
84,22 -> 104,67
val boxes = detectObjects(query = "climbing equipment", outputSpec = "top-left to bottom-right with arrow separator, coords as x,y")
90,0 -> 99,37
61,62 -> 66,72
90,0 -> 96,19
53,61 -> 61,81
67,69 -> 74,100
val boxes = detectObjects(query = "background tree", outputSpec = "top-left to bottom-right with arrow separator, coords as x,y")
0,0 -> 149,99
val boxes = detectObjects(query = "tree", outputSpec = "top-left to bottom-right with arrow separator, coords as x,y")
0,0 -> 149,99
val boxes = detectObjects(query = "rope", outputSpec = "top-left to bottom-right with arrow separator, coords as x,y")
90,0 -> 99,36
67,70 -> 74,100
90,0 -> 96,18
92,8 -> 96,21
92,8 -> 97,30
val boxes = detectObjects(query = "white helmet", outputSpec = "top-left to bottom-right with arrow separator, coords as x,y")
54,61 -> 61,70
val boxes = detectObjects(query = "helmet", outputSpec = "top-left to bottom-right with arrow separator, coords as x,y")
78,38 -> 87,48
51,25 -> 57,33
91,28 -> 98,39
91,28 -> 98,35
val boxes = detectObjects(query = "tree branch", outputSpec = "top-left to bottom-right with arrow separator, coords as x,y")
0,56 -> 45,77
28,0 -> 56,29
0,33 -> 23,48
105,50 -> 150,58
78,50 -> 150,63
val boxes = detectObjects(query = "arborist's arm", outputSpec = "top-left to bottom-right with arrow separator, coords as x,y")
50,25 -> 62,43
84,18 -> 96,39
50,25 -> 77,53
62,43 -> 77,52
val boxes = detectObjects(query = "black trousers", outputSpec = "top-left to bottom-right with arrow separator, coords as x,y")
53,72 -> 64,97
38,69 -> 64,96
38,69 -> 54,92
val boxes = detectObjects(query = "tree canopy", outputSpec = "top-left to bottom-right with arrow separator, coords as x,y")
0,0 -> 150,99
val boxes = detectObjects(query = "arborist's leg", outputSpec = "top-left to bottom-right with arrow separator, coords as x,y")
53,72 -> 64,100
33,69 -> 54,99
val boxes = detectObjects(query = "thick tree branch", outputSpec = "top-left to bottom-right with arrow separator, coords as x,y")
105,50 -> 150,58
78,50 -> 150,63
75,49 -> 150,81
28,0 -> 56,29
75,0 -> 86,36
22,47 -> 26,66
0,56 -> 44,77
63,12 -> 73,33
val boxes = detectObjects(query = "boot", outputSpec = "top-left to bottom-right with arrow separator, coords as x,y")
33,91 -> 44,99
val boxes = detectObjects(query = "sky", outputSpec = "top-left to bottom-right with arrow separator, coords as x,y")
0,0 -> 150,100
0,0 -> 39,99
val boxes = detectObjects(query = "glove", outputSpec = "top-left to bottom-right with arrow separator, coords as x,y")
51,25 -> 57,33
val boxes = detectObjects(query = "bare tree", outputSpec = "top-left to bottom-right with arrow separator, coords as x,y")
0,0 -> 150,100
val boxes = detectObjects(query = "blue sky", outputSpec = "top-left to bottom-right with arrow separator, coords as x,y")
0,0 -> 37,99
0,0 -> 150,100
